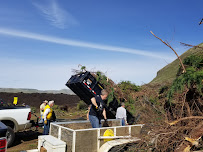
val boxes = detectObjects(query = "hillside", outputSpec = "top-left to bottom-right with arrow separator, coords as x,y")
150,43 -> 203,85
0,88 -> 75,95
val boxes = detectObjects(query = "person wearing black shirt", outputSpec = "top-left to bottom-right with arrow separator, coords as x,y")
89,89 -> 108,128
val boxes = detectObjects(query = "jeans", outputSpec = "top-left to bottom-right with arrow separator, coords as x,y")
43,119 -> 50,135
118,118 -> 125,126
121,118 -> 125,126
39,114 -> 43,124
89,115 -> 101,128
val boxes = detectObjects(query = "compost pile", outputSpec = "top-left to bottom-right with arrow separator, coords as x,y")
92,71 -> 140,106
143,90 -> 203,152
90,54 -> 203,151
132,55 -> 203,152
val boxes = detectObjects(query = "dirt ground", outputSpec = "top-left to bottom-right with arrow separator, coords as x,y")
0,92 -> 80,108
7,129 -> 42,152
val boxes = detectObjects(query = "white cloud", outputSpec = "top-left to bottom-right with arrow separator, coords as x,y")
0,28 -> 175,61
0,58 -> 166,90
32,0 -> 78,29
83,61 -> 165,85
0,58 -> 73,90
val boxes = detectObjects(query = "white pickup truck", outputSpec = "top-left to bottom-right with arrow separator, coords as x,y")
0,99 -> 32,147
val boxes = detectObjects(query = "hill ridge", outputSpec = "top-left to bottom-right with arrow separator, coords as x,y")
0,88 -> 75,95
150,43 -> 203,85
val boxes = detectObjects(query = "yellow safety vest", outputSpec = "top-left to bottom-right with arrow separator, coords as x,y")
43,105 -> 53,120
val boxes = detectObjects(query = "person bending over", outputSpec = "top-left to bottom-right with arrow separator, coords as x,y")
89,89 -> 108,128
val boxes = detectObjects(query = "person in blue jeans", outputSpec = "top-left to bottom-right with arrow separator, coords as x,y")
43,100 -> 54,135
116,102 -> 128,126
89,89 -> 108,128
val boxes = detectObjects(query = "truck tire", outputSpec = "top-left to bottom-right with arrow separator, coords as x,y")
6,126 -> 15,147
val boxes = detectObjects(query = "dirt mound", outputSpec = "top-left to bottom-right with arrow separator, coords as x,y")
0,92 -> 80,108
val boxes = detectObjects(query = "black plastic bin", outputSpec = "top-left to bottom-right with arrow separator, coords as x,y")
66,71 -> 135,124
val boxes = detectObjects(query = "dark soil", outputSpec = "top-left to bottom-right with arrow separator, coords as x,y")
0,92 -> 80,108
7,129 -> 43,152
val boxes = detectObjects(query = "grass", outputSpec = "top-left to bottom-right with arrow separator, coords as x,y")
29,144 -> 37,149
52,106 -> 88,119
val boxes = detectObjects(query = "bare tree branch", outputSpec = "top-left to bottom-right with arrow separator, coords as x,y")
199,18 -> 203,25
150,31 -> 186,73
180,42 -> 203,49
167,116 -> 203,126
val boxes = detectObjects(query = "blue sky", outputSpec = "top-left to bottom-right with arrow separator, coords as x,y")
0,0 -> 202,90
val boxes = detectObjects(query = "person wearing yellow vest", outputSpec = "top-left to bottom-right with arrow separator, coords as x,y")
43,100 -> 54,135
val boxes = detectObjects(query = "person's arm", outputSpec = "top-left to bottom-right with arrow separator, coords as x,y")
40,105 -> 44,111
87,107 -> 90,120
87,112 -> 89,120
43,108 -> 50,121
91,97 -> 98,108
102,108 -> 107,120
116,109 -> 118,119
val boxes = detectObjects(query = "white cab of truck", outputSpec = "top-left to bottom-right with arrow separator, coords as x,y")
0,100 -> 32,147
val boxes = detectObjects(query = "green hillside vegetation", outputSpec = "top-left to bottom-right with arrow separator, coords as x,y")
167,54 -> 203,100
150,43 -> 203,85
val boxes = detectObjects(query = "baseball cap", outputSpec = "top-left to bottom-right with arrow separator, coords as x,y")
43,100 -> 48,103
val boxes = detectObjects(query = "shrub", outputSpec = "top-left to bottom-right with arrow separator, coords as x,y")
31,107 -> 36,113
168,55 -> 203,100
183,55 -> 203,69
52,104 -> 60,110
128,95 -> 135,104
81,66 -> 86,72
149,97 -> 158,105
125,102 -> 136,115
96,71 -> 109,86
77,100 -> 87,110
159,85 -> 169,94
118,81 -> 140,93
107,87 -> 116,105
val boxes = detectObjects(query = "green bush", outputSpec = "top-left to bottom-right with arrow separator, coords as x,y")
96,71 -> 109,86
159,85 -> 169,94
128,95 -> 135,104
125,102 -> 136,115
107,87 -> 116,106
31,107 -> 36,113
149,97 -> 158,105
52,104 -> 60,110
118,81 -> 140,93
77,100 -> 87,110
81,66 -> 86,71
183,55 -> 203,69
168,55 -> 203,100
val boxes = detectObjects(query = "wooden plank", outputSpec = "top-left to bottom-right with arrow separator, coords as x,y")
60,128 -> 73,152
50,124 -> 59,138
75,130 -> 97,152
131,126 -> 142,136
116,127 -> 129,136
